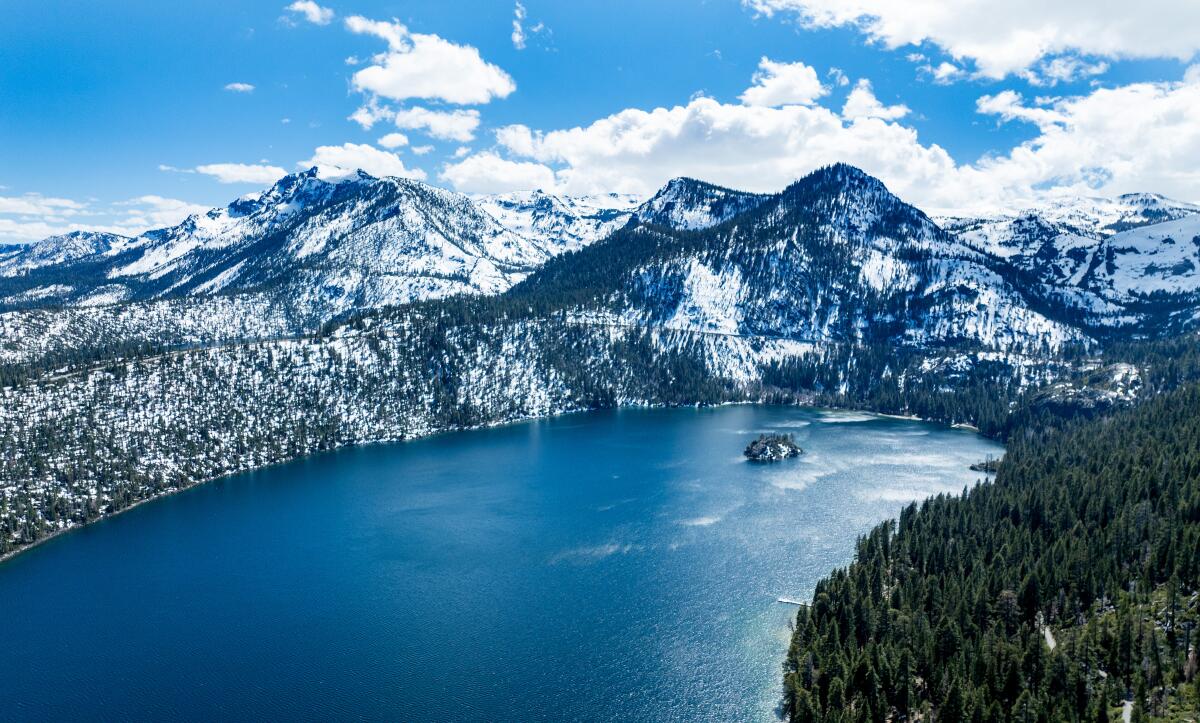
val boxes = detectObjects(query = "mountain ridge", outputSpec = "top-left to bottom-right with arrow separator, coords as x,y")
3,163 -> 1199,358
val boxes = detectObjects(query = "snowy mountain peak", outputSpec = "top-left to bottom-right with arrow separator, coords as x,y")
635,177 -> 768,231
779,163 -> 894,202
476,189 -> 640,254
770,164 -> 945,250
0,231 -> 130,275
1027,193 -> 1199,237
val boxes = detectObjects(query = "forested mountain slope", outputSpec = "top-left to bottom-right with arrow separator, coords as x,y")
784,363 -> 1200,722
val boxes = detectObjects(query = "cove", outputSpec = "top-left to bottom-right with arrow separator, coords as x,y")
0,406 -> 1001,721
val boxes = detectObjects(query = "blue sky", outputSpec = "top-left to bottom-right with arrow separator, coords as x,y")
2,0 -> 1198,242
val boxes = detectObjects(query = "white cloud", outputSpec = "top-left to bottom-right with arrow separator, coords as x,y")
301,143 -> 426,180
392,107 -> 481,142
921,61 -> 965,84
744,0 -> 1200,80
827,67 -> 850,87
970,80 -> 1200,204
0,194 -> 86,217
511,3 -> 547,51
512,2 -> 527,50
286,1 -> 334,25
346,15 -> 515,105
489,98 -> 956,199
441,152 -> 557,194
739,58 -> 827,106
411,145 -> 434,155
841,79 -> 910,120
974,90 -> 1062,126
475,70 -> 1200,214
348,98 -> 395,130
0,194 -> 209,244
115,196 -> 211,229
377,132 -> 409,149
224,82 -> 255,93
1025,56 -> 1109,87
195,163 -> 287,184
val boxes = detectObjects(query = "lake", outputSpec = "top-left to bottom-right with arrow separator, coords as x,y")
0,406 -> 1001,721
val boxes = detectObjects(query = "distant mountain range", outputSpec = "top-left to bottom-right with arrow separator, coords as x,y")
2,164 -> 1199,364
0,170 -> 768,321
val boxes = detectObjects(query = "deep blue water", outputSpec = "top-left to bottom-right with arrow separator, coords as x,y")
0,406 -> 1000,721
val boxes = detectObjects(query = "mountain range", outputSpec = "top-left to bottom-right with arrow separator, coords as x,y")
2,163 -> 1199,373
3,161 -> 1198,561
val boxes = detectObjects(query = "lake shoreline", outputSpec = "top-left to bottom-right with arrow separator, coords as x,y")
0,398 -> 998,567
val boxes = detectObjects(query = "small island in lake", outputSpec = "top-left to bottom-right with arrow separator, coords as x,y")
744,433 -> 803,462
969,456 -> 1002,473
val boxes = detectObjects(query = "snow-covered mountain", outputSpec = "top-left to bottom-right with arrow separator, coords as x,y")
939,192 -> 1200,333
0,169 -> 558,320
0,172 -> 778,325
7,163 -> 1200,557
632,177 -> 769,230
0,231 -> 130,274
938,193 -> 1199,259
517,164 -> 1088,353
475,190 -> 640,254
1035,193 -> 1200,236
4,164 -> 1200,355
474,178 -> 768,254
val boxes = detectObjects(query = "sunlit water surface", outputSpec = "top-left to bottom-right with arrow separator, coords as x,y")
0,406 -> 1000,721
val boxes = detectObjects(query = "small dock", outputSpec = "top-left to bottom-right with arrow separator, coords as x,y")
777,597 -> 805,606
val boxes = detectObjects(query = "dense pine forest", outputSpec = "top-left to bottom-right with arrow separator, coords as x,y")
783,377 -> 1200,721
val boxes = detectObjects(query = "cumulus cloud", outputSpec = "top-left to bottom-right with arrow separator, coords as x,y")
450,98 -> 958,199
443,70 -> 1200,214
740,58 -> 827,106
841,79 -> 910,120
439,152 -> 556,194
345,15 -> 515,105
285,1 -> 334,25
300,143 -> 426,180
377,132 -> 409,149
918,61 -> 965,85
195,163 -> 287,184
970,80 -> 1200,204
348,98 -> 395,130
224,82 -> 255,93
744,0 -> 1200,80
392,107 -> 481,142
